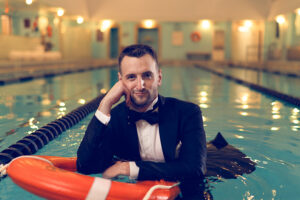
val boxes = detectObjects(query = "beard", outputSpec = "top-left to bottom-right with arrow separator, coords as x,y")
130,89 -> 155,109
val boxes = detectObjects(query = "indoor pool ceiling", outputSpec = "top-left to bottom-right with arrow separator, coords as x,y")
1,0 -> 299,21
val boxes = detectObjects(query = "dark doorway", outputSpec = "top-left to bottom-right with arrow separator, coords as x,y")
138,28 -> 159,55
110,27 -> 119,59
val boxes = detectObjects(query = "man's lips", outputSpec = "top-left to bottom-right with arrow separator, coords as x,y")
135,92 -> 145,96
134,91 -> 147,96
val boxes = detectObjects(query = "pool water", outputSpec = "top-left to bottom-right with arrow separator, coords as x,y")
0,67 -> 116,151
219,67 -> 300,98
1,66 -> 300,199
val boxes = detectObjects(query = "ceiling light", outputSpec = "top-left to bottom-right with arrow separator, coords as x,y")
26,0 -> 33,5
142,19 -> 156,29
100,20 -> 112,32
77,16 -> 84,24
244,20 -> 253,28
57,8 -> 64,17
201,20 -> 211,29
276,15 -> 285,24
238,26 -> 249,32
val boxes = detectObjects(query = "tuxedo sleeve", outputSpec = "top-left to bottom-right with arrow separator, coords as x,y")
76,115 -> 115,174
135,105 -> 207,181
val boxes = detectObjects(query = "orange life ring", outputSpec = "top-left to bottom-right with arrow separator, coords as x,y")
7,155 -> 180,200
190,31 -> 201,42
47,25 -> 52,37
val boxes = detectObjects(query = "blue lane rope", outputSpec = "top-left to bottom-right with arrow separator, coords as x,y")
227,64 -> 300,78
0,65 -> 115,86
196,65 -> 300,107
0,94 -> 104,165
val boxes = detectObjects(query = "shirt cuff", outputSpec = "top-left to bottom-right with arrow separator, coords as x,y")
95,110 -> 111,125
129,162 -> 139,180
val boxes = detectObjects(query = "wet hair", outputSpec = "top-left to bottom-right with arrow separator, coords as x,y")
118,44 -> 159,73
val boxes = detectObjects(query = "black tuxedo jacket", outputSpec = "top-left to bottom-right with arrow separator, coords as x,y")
77,95 -> 207,182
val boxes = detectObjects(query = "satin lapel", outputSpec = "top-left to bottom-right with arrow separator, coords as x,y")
158,96 -> 177,162
117,103 -> 141,161
126,122 -> 141,160
122,104 -> 141,161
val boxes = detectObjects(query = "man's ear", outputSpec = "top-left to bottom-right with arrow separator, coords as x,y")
118,72 -> 122,80
158,69 -> 162,86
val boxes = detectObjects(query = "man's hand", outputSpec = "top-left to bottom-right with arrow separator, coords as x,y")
98,81 -> 130,116
102,161 -> 130,179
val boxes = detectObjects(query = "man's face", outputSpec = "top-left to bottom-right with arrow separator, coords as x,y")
118,54 -> 162,111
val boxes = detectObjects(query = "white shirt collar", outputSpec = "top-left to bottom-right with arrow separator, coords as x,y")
145,97 -> 158,112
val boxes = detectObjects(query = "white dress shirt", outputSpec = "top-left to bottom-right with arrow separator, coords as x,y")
95,97 -> 165,179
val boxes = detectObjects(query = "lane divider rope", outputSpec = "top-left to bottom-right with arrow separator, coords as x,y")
0,94 -> 104,167
196,65 -> 300,107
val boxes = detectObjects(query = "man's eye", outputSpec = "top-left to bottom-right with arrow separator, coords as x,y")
127,75 -> 135,80
143,73 -> 152,79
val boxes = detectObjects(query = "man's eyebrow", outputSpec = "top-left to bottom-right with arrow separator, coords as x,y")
142,71 -> 153,74
125,73 -> 136,78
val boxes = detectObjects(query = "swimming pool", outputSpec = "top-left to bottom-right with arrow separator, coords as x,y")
1,66 -> 300,199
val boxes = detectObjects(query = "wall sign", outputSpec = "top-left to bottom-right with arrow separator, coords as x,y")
172,31 -> 183,46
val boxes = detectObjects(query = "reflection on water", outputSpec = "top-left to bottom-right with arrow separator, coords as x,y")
78,99 -> 86,105
0,67 -> 118,151
223,68 -> 300,98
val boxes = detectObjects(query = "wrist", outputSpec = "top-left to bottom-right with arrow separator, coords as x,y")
98,99 -> 113,116
121,162 -> 130,176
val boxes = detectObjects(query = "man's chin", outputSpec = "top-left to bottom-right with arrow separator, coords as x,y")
130,97 -> 149,108
132,100 -> 148,108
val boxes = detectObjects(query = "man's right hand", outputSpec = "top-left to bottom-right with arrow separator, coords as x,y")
98,81 -> 129,116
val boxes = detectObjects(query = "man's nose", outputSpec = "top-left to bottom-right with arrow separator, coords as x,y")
136,77 -> 145,89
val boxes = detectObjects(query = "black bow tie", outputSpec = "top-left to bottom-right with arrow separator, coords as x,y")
128,103 -> 159,125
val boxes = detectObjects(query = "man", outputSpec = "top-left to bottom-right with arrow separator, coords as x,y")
77,44 -> 207,199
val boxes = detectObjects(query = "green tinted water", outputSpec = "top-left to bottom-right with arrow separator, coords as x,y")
1,66 -> 300,199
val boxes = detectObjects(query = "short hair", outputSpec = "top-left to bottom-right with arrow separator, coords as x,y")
118,44 -> 158,73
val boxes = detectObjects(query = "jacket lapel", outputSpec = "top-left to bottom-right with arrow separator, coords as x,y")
119,103 -> 141,161
127,122 -> 142,160
158,95 -> 178,162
